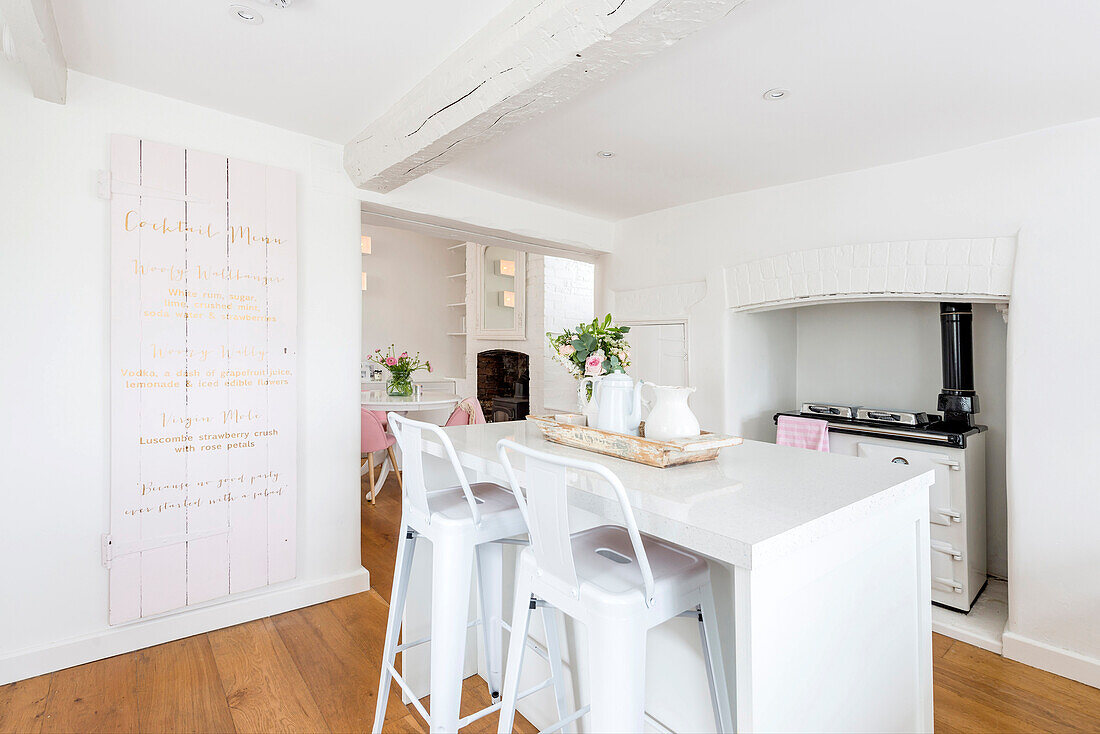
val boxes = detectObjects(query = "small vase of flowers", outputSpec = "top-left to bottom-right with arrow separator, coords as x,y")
547,314 -> 631,402
368,345 -> 432,397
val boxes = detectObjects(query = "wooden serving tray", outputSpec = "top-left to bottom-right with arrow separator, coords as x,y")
526,414 -> 743,468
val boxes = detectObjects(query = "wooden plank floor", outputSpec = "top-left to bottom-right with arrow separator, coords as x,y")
2,470 -> 1098,733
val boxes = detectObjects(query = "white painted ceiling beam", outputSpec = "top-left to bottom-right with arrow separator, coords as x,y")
344,0 -> 746,193
0,0 -> 66,104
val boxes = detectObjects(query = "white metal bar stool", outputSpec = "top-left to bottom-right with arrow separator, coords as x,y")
373,415 -> 568,733
495,439 -> 733,734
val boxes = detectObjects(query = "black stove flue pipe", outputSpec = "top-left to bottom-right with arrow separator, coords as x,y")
937,302 -> 980,427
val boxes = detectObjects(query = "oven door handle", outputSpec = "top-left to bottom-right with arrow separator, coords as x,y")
932,540 -> 963,561
933,576 -> 964,593
936,507 -> 962,523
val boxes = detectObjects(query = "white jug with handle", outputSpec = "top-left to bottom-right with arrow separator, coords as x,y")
642,384 -> 700,441
577,376 -> 601,427
594,371 -> 644,435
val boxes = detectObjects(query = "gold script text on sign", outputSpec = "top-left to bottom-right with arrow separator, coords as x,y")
123,210 -> 285,245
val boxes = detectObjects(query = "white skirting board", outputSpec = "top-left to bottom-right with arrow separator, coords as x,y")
932,578 -> 1100,689
0,567 -> 370,686
1003,630 -> 1100,690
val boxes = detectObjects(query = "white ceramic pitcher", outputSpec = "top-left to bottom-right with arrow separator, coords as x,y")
594,371 -> 644,435
642,384 -> 700,441
578,376 -> 601,426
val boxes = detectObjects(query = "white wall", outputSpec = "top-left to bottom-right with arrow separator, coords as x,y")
602,117 -> 1100,685
543,256 -> 595,412
795,301 -> 1008,577
0,67 -> 365,683
362,225 -> 464,378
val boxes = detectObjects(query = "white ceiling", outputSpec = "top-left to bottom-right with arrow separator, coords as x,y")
47,0 -> 1100,221
434,0 -> 1100,219
50,0 -> 513,143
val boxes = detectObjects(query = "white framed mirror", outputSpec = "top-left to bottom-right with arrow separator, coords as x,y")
473,244 -> 526,340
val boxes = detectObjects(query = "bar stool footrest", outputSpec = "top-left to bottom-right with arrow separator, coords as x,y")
382,662 -> 431,723
381,662 -> 555,730
394,618 -> 481,654
456,676 -> 555,728
539,704 -> 591,734
499,619 -> 551,663
644,711 -> 675,734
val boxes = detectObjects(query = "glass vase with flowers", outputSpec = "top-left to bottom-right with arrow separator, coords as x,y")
368,345 -> 432,397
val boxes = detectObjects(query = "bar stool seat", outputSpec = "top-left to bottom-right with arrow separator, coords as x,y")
569,525 -> 709,608
425,482 -> 521,525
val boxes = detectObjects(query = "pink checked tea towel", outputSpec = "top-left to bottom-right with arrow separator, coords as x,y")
776,415 -> 830,452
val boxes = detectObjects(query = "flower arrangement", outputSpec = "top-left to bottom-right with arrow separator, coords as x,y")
368,345 -> 431,397
547,314 -> 631,396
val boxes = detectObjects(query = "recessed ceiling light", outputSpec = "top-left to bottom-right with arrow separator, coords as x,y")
230,4 -> 263,24
596,151 -> 616,158
763,88 -> 789,100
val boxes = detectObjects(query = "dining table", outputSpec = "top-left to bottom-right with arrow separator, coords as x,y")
361,389 -> 461,414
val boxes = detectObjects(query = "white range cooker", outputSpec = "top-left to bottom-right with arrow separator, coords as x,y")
775,303 -> 989,612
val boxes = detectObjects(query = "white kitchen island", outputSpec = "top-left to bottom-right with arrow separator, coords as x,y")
399,420 -> 935,733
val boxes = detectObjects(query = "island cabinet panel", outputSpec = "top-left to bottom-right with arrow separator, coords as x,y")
733,490 -> 932,732
107,135 -> 298,625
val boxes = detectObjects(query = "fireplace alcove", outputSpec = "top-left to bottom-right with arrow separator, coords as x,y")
476,349 -> 530,422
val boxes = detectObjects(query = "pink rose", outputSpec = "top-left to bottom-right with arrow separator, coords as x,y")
385,356 -> 398,367
559,344 -> 575,357
400,351 -> 408,358
584,353 -> 604,376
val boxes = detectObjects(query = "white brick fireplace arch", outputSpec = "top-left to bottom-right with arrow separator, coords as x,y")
723,236 -> 1016,313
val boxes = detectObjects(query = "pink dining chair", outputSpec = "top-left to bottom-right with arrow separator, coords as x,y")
370,410 -> 388,429
444,397 -> 487,426
362,408 -> 401,505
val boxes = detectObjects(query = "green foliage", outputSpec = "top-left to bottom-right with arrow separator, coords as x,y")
546,314 -> 632,382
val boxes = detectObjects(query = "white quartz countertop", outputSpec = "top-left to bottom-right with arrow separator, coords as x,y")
423,421 -> 934,569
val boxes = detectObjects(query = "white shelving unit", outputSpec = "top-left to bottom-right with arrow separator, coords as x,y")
447,244 -> 468,382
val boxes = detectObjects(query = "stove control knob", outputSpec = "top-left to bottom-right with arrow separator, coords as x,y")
891,456 -> 909,465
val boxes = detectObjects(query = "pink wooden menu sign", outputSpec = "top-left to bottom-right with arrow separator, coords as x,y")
108,135 -> 297,625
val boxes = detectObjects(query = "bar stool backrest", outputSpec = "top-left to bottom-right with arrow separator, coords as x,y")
497,438 -> 656,607
388,413 -> 483,526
